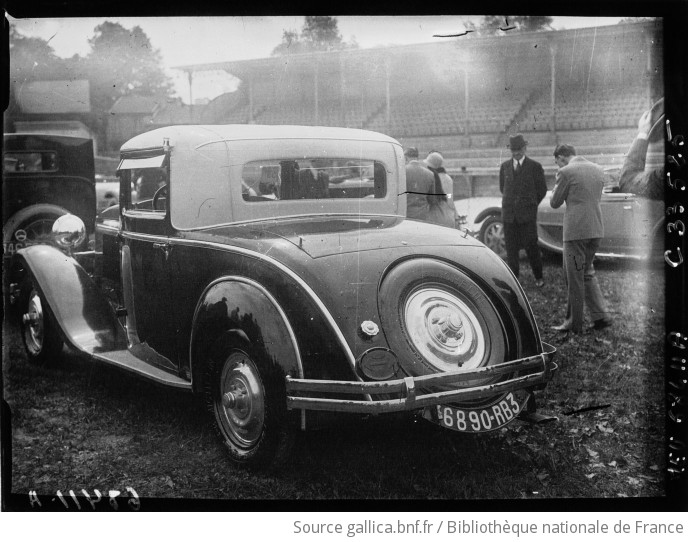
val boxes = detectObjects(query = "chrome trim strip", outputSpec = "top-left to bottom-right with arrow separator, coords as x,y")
118,230 -> 359,378
172,213 -> 404,233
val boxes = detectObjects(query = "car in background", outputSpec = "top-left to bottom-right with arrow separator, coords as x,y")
95,174 -> 120,212
9,124 -> 556,469
3,133 -> 96,257
453,196 -> 505,258
454,170 -> 664,260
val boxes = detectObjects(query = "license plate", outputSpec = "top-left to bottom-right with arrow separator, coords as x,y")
423,391 -> 529,433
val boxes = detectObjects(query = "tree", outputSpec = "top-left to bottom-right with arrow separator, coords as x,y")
301,16 -> 343,50
478,15 -> 553,35
85,21 -> 173,113
618,17 -> 655,24
272,16 -> 357,55
9,26 -> 63,81
7,26 -> 70,131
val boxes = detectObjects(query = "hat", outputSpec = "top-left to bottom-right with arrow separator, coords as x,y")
508,134 -> 528,150
424,152 -> 444,170
404,147 -> 419,159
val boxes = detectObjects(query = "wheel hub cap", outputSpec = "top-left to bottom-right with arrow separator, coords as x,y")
22,290 -> 45,352
217,355 -> 265,449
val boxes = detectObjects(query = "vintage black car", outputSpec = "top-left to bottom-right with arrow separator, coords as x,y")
3,134 -> 96,257
9,125 -> 556,468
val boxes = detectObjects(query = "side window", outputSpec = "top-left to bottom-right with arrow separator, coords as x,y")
3,151 -> 58,173
241,158 -> 387,202
121,167 -> 169,213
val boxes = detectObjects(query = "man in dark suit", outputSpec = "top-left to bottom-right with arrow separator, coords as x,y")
550,144 -> 612,335
499,134 -> 547,286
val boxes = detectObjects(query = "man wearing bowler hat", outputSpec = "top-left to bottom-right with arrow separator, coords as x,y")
499,134 -> 547,287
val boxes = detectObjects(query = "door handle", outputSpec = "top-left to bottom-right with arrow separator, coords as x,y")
623,206 -> 633,210
153,242 -> 172,261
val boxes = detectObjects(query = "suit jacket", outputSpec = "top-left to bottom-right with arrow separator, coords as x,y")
499,156 -> 547,223
405,160 -> 436,221
550,156 -> 605,241
619,137 -> 664,200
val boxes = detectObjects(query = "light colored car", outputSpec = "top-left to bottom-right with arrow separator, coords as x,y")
95,174 -> 120,211
537,189 -> 664,259
9,124 -> 556,469
454,180 -> 664,260
453,196 -> 505,258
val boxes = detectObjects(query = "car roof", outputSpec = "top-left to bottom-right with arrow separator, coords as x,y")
121,124 -> 400,152
4,133 -> 93,145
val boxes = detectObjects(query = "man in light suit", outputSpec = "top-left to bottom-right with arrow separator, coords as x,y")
499,134 -> 547,286
550,144 -> 612,334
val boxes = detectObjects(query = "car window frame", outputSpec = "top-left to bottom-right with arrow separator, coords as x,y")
118,153 -> 170,220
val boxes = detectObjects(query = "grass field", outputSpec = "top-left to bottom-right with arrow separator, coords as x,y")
2,256 -> 666,506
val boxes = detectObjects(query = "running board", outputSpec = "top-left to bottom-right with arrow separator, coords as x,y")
91,348 -> 192,390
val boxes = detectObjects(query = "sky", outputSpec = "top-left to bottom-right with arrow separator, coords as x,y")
8,16 -> 627,103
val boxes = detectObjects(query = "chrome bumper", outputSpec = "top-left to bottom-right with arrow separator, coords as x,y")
286,342 -> 557,414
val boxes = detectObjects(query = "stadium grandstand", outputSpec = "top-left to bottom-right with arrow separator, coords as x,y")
171,20 -> 662,197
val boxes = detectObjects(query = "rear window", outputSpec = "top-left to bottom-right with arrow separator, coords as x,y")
241,158 -> 387,202
3,151 -> 58,173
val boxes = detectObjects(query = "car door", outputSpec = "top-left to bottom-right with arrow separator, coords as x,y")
118,156 -> 179,371
598,191 -> 635,255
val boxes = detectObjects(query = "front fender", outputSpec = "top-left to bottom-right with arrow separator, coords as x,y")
10,244 -> 127,354
474,207 -> 502,224
189,276 -> 303,393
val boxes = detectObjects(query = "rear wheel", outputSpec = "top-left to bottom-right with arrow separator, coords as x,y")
479,215 -> 506,259
380,259 -> 508,397
206,343 -> 295,469
19,276 -> 63,365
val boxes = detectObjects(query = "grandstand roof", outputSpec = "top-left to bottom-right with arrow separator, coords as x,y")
173,21 -> 658,80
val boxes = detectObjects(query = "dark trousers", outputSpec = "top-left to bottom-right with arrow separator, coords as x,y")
503,220 -> 543,280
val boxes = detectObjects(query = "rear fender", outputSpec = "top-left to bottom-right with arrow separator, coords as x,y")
189,277 -> 303,394
9,244 -> 127,354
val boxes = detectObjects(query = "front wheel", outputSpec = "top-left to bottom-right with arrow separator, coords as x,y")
479,215 -> 506,259
206,345 -> 294,469
19,276 -> 64,365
